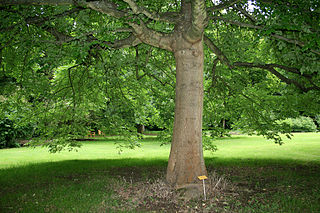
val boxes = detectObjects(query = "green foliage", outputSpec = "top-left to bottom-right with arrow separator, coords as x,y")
281,116 -> 317,132
0,110 -> 35,149
316,115 -> 320,129
202,133 -> 218,153
114,135 -> 141,154
0,0 -> 319,151
0,117 -> 18,148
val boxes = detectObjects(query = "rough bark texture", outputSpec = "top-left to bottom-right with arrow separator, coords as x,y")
166,39 -> 207,188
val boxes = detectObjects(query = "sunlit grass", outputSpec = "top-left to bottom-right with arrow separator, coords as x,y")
206,133 -> 320,164
0,136 -> 170,169
0,133 -> 319,212
1,133 -> 319,169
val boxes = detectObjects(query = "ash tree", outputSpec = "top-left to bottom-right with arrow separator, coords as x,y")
0,0 -> 319,189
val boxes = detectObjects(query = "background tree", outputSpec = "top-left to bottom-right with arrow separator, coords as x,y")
0,0 -> 319,190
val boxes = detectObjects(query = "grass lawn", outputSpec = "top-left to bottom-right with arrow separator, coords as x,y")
0,133 -> 319,212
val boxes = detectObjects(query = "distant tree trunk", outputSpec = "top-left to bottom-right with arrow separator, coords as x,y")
137,124 -> 145,134
166,39 -> 207,187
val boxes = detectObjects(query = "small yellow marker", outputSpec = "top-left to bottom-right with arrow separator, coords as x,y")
198,175 -> 208,200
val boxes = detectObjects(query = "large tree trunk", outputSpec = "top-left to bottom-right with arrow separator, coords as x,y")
166,39 -> 207,188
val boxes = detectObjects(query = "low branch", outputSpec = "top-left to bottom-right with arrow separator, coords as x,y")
204,34 -> 320,92
210,16 -> 320,56
233,62 -> 320,92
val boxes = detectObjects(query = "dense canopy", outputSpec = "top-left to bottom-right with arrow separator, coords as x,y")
1,0 -> 319,186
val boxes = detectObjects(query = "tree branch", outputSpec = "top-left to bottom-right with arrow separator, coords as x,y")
210,16 -> 320,56
134,46 -> 151,80
209,58 -> 219,89
123,0 -> 178,23
207,0 -> 241,12
85,1 -> 126,18
0,0 -> 75,5
184,0 -> 207,42
233,5 -> 256,23
88,34 -> 141,49
233,62 -> 320,92
203,35 -> 232,69
0,0 -> 128,19
204,34 -> 320,92
129,21 -> 174,52
1,7 -> 83,32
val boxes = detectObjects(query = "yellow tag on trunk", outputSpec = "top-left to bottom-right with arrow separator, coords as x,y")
198,175 -> 208,180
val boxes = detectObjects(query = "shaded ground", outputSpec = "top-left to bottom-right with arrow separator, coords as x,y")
105,165 -> 320,212
1,159 -> 320,212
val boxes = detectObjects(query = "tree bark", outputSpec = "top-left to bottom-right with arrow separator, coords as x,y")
166,39 -> 207,188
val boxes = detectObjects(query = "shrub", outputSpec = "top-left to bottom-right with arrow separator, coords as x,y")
0,117 -> 19,148
316,115 -> 320,129
281,116 -> 317,132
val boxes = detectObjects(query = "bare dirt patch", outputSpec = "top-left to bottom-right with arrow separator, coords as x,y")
99,164 -> 320,212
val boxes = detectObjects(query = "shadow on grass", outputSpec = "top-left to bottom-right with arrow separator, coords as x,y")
205,157 -> 320,167
1,157 -> 320,213
1,157 -> 319,184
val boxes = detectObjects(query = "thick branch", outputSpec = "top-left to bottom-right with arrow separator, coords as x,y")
203,35 -> 232,69
182,0 -> 207,42
192,0 -> 207,33
0,0 -> 127,19
233,62 -> 320,92
129,22 -> 173,52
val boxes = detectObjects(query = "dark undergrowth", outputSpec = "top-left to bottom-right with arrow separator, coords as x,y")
1,158 -> 320,212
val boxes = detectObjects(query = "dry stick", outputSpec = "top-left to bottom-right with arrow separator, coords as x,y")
212,177 -> 222,191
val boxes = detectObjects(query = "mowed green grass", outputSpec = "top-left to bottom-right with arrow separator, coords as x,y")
0,133 -> 319,212
207,133 -> 320,165
0,137 -> 171,169
1,133 -> 319,169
